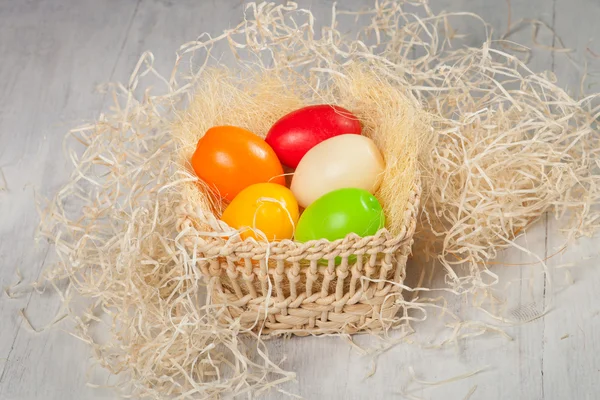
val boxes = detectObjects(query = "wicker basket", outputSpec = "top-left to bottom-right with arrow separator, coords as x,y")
177,182 -> 420,336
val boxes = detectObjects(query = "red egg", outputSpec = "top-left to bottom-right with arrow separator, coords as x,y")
265,105 -> 362,168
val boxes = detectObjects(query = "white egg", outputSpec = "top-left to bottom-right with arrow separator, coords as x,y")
291,134 -> 386,208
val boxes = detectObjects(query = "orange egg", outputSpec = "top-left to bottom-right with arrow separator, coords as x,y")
191,126 -> 285,202
221,183 -> 299,241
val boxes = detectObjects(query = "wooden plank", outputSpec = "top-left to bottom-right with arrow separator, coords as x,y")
553,0 -> 600,97
543,230 -> 600,400
0,1 -> 140,398
543,1 -> 600,399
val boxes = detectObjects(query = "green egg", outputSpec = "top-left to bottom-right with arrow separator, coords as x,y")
295,188 -> 385,243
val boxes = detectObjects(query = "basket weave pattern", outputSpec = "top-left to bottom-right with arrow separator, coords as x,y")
177,185 -> 420,335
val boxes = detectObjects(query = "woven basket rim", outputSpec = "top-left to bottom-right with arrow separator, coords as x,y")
177,180 -> 421,260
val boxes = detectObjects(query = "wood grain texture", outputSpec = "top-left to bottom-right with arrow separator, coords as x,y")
0,2 -> 141,399
0,0 -> 598,399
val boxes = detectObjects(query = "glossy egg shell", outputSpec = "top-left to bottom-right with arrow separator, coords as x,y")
265,104 -> 361,168
221,183 -> 299,241
290,134 -> 385,208
294,188 -> 385,242
191,126 -> 285,202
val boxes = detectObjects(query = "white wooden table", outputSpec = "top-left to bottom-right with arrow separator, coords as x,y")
1,1 -> 599,399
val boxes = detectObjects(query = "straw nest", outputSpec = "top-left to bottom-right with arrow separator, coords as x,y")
173,66 -> 431,238
33,1 -> 600,398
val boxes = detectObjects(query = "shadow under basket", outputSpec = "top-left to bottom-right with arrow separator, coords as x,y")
177,185 -> 420,336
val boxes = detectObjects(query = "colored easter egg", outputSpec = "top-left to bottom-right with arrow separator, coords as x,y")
290,134 -> 385,208
221,183 -> 299,241
191,126 -> 285,202
265,105 -> 361,168
294,188 -> 385,242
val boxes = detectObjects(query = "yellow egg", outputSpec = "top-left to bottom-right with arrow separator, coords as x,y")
221,183 -> 299,241
290,134 -> 386,208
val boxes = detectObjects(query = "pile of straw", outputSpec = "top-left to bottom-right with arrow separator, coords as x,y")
35,1 -> 600,398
